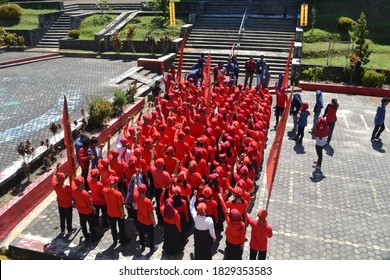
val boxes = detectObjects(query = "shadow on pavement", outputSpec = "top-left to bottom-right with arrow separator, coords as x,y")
371,141 -> 386,153
293,143 -> 306,154
324,144 -> 334,156
310,169 -> 326,182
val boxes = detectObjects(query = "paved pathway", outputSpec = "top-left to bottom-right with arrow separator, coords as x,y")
6,91 -> 390,260
0,55 -> 135,175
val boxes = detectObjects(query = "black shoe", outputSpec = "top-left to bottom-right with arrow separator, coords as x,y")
113,239 -> 118,245
150,245 -> 158,252
140,245 -> 145,251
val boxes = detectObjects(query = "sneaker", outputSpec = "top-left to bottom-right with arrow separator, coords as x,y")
119,238 -> 129,246
150,245 -> 158,252
375,138 -> 381,142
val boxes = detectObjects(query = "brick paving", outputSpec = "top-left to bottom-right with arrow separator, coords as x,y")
0,55 -> 135,173
7,91 -> 390,260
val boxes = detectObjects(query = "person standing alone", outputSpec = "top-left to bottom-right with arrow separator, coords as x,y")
371,97 -> 390,142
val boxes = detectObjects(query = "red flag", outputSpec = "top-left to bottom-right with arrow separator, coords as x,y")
176,31 -> 186,83
203,53 -> 211,113
62,95 -> 75,185
266,90 -> 294,210
282,39 -> 294,89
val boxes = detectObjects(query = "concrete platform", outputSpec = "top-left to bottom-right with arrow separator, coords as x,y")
5,91 -> 390,260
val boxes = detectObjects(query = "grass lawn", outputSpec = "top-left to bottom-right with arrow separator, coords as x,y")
0,9 -> 58,30
79,14 -> 118,40
306,0 -> 390,44
119,16 -> 187,40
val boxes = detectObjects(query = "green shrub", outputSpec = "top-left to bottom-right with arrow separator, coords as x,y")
67,29 -> 80,39
112,88 -> 127,113
301,66 -> 324,81
0,3 -> 22,21
337,17 -> 356,34
362,69 -> 386,88
0,28 -> 24,47
110,31 -> 123,52
303,33 -> 341,43
88,96 -> 113,127
130,16 -> 141,24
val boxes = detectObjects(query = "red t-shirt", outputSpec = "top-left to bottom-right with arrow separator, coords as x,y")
72,186 -> 93,215
187,171 -> 202,190
225,220 -> 246,246
103,188 -> 124,218
52,177 -> 72,208
160,206 -> 181,231
150,164 -> 171,189
247,216 -> 273,251
163,155 -> 179,176
226,200 -> 248,215
88,176 -> 106,206
133,186 -> 154,225
79,147 -> 89,170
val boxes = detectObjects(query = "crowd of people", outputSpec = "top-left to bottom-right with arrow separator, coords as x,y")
53,60 -> 275,260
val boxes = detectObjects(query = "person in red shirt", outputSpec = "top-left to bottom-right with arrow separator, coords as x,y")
103,176 -> 128,245
160,197 -> 182,256
247,209 -> 273,260
88,169 -> 109,229
274,83 -> 287,127
199,186 -> 218,227
133,176 -> 157,251
72,176 -> 97,242
244,56 -> 256,89
218,194 -> 246,260
150,153 -> 172,224
52,163 -> 73,235
98,158 -> 116,187
109,149 -> 126,195
79,136 -> 92,191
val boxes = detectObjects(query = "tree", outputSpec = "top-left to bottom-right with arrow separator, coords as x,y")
146,0 -> 169,19
350,12 -> 372,66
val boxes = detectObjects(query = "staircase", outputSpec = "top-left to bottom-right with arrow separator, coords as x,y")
36,13 -> 77,49
110,66 -> 163,98
175,0 -> 298,84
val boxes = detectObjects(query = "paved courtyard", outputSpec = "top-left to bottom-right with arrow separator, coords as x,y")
0,53 -> 134,175
6,91 -> 390,260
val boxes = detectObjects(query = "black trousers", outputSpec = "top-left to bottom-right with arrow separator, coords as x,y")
81,169 -> 90,191
250,248 -> 267,260
316,144 -> 324,167
275,106 -> 284,125
78,211 -> 96,240
244,72 -> 254,89
296,126 -> 305,141
109,216 -> 126,243
225,241 -> 243,260
328,121 -> 336,142
372,124 -> 385,140
138,222 -> 154,248
58,206 -> 73,232
154,187 -> 163,223
94,204 -> 109,228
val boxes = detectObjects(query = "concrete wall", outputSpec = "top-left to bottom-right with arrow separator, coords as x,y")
8,28 -> 46,47
38,11 -> 63,28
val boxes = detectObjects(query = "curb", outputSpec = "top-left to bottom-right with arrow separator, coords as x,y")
0,53 -> 62,68
0,98 -> 145,241
299,82 -> 390,97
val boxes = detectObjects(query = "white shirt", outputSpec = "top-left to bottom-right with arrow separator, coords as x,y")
190,196 -> 216,240
316,136 -> 328,147
116,135 -> 132,163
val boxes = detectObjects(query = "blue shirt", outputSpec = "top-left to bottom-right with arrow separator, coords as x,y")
298,111 -> 309,127
374,103 -> 386,125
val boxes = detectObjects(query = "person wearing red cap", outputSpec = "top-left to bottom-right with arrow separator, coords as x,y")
72,176 -> 97,242
187,161 -> 203,192
133,175 -> 157,251
199,186 -> 219,228
160,197 -> 182,256
190,190 -> 216,260
274,83 -> 287,127
52,162 -> 74,235
98,158 -> 116,187
79,136 -> 92,191
219,193 -> 246,260
103,176 -> 128,245
109,149 -> 126,195
88,169 -> 109,229
116,135 -> 132,164
174,130 -> 192,161
150,149 -> 172,224
246,209 -> 273,260
163,146 -> 180,176
223,186 -> 248,220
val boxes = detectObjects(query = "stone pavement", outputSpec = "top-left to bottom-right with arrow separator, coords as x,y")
6,91 -> 390,260
0,54 -> 135,176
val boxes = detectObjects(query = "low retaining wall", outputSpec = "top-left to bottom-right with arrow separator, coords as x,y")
7,28 -> 46,47
0,98 -> 145,241
299,82 -> 390,98
10,1 -> 64,10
